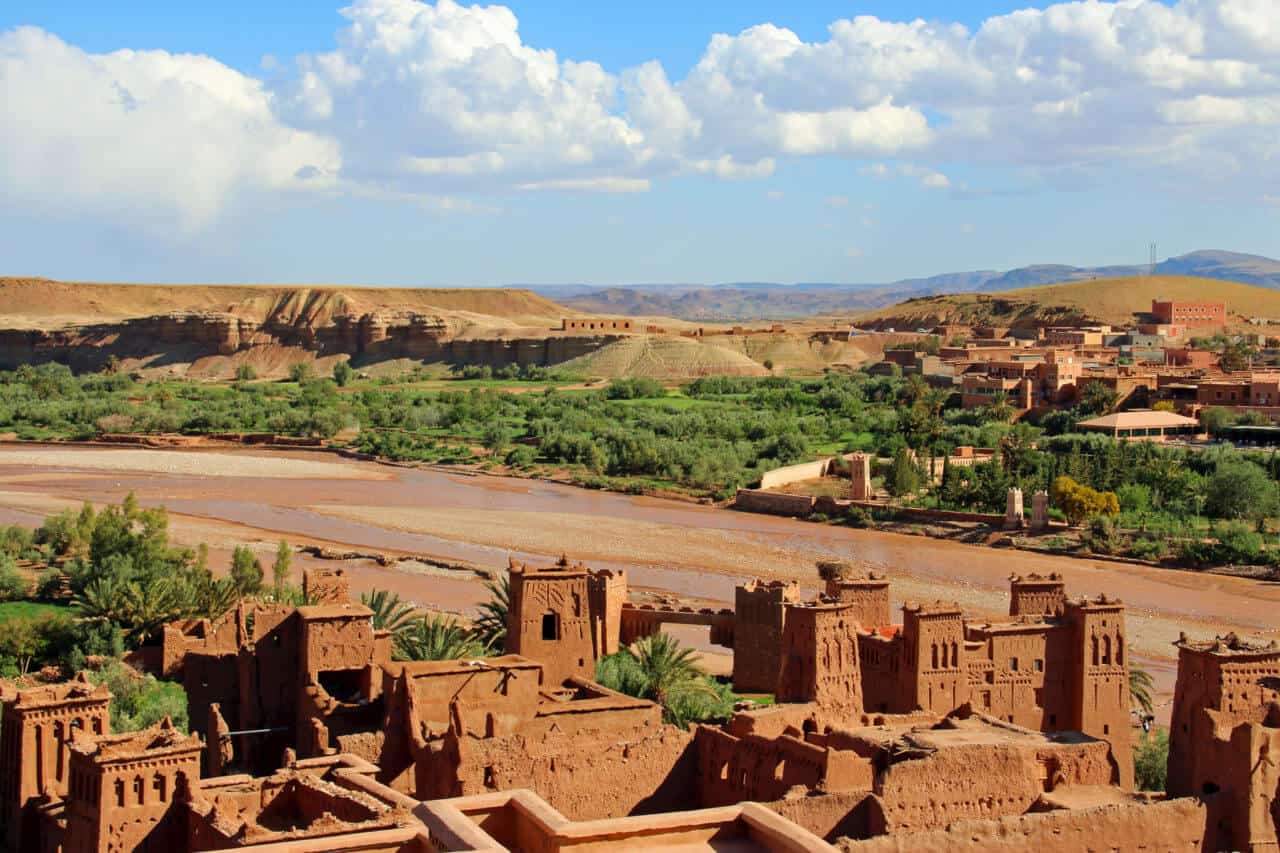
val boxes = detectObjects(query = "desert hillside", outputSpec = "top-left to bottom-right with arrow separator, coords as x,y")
856,274 -> 1280,330
0,278 -> 571,331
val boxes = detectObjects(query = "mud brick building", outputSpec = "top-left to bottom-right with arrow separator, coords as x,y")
6,564 -> 1280,850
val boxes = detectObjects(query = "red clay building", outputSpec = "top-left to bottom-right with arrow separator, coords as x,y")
1151,298 -> 1225,327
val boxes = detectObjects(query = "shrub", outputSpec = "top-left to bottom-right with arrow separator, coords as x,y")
36,569 -> 65,601
845,506 -> 871,528
288,362 -> 311,383
504,445 -> 538,469
0,556 -> 27,601
234,364 -> 258,381
1134,730 -> 1169,792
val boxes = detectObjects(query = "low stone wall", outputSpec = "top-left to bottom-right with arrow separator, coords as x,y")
836,796 -> 1207,852
847,501 -> 1004,526
733,489 -> 817,516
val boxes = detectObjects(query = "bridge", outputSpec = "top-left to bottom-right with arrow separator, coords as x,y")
618,604 -> 736,649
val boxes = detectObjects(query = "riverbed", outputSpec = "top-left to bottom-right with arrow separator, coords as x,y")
0,443 -> 1272,717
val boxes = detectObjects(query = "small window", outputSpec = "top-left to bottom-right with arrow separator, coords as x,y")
1010,657 -> 1019,671
541,613 -> 558,641
1034,659 -> 1043,672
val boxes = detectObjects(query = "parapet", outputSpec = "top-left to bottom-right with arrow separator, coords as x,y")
302,566 -> 350,604
0,671 -> 110,710
902,601 -> 963,618
1174,632 -> 1280,658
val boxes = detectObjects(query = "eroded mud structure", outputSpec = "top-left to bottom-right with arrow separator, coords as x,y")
2,562 -> 1278,851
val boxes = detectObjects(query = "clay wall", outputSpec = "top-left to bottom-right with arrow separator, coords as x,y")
562,318 -> 634,333
302,567 -> 351,604
857,633 -> 901,714
428,704 -> 696,820
391,657 -> 543,740
836,796 -> 1208,852
733,489 -> 816,516
759,455 -> 851,491
873,737 -> 1114,833
696,726 -> 873,809
819,565 -> 890,628
733,580 -> 801,693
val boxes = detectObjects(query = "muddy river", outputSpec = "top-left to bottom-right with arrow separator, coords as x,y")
0,443 -> 1273,714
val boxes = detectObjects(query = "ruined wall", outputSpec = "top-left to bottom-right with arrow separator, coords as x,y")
733,489 -> 817,516
835,796 -> 1208,852
429,713 -> 696,821
765,790 -> 880,843
874,739 -> 1114,834
696,726 -> 873,809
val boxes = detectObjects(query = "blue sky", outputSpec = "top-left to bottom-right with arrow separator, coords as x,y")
1,0 -> 1277,287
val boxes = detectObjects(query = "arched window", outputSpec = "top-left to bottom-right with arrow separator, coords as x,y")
1091,635 -> 1099,666
1102,635 -> 1112,666
153,772 -> 167,802
134,774 -> 145,805
1116,636 -> 1124,665
931,643 -> 938,669
951,642 -> 959,668
115,778 -> 125,807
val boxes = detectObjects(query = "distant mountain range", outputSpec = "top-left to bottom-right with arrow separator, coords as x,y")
526,250 -> 1280,321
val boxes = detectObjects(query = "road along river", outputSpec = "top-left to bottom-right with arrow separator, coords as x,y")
0,443 -> 1273,715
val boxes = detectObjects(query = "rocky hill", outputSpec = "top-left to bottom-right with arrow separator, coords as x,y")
855,274 -> 1280,331
0,279 -> 596,378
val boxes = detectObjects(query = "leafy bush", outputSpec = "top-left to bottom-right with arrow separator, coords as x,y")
1134,730 -> 1169,792
0,555 -> 27,601
88,661 -> 189,733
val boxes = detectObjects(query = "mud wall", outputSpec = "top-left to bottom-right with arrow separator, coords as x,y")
835,796 -> 1208,852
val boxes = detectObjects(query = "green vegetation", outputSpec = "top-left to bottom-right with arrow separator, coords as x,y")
395,613 -> 488,661
595,632 -> 741,728
11,360 -> 1280,568
1134,729 -> 1169,792
1129,665 -> 1155,716
87,660 -> 190,733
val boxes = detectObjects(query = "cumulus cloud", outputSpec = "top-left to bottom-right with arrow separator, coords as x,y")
4,0 -> 1280,230
0,26 -> 338,232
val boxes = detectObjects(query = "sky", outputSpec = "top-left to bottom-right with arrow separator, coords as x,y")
1,0 -> 1278,287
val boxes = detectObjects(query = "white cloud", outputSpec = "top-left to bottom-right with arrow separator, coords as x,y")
4,0 -> 1280,231
0,26 -> 339,232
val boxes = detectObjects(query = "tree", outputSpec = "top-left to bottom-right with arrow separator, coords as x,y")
234,364 -> 257,382
332,360 -> 354,387
1218,340 -> 1257,372
1198,407 -> 1235,437
1130,664 -> 1155,716
762,359 -> 774,372
1205,461 -> 1279,521
271,540 -> 292,596
88,661 -> 189,733
1077,381 -> 1119,416
595,633 -> 718,726
229,546 -> 263,595
472,575 -> 509,650
886,447 -> 921,497
0,617 -> 53,676
1050,476 -> 1120,525
361,589 -> 418,642
288,362 -> 311,383
395,614 -> 487,661
0,554 -> 27,601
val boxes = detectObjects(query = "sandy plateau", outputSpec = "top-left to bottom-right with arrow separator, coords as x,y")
0,443 -> 1275,720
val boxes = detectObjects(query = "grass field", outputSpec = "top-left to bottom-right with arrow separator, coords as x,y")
0,601 -> 74,620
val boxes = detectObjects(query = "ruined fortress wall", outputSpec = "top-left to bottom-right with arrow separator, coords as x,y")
439,721 -> 696,821
695,726 -> 868,808
835,796 -> 1208,853
874,740 -> 1114,833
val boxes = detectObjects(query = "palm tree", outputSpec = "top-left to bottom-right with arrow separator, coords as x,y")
1130,664 -> 1155,716
472,575 -> 509,650
74,575 -> 130,625
361,589 -> 418,641
629,633 -> 716,710
395,614 -> 488,661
